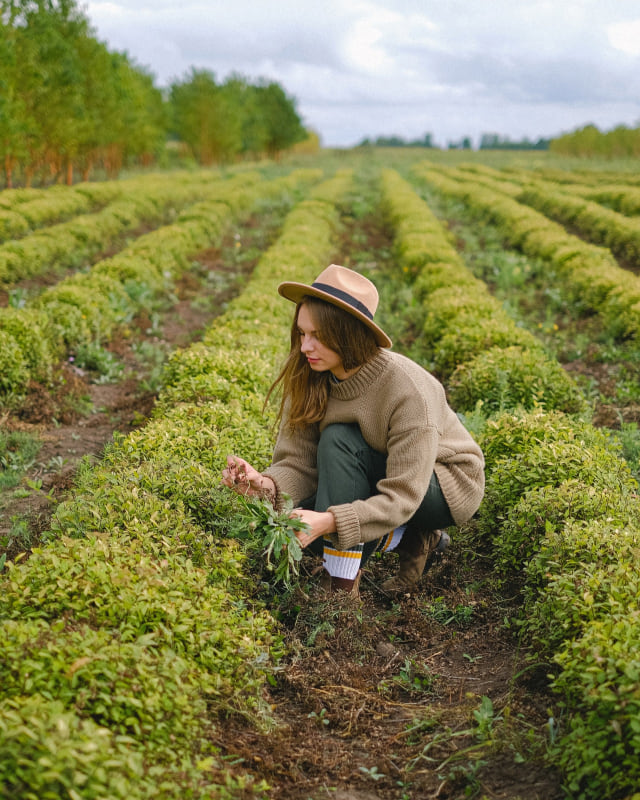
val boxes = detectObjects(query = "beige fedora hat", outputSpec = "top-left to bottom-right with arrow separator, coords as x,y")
278,264 -> 392,348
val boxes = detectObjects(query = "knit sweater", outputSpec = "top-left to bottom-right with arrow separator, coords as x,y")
264,349 -> 485,551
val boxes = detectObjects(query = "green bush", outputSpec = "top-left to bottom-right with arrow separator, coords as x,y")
521,519 -> 640,651
0,308 -> 54,381
0,693 -> 266,800
550,609 -> 640,800
497,478 -> 639,581
448,345 -> 588,414
2,534 -> 276,714
0,330 -> 30,395
476,410 -> 635,544
0,618 -> 208,746
431,316 -> 537,376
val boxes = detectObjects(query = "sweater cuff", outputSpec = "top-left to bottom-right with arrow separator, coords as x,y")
261,473 -> 284,512
328,503 -> 361,550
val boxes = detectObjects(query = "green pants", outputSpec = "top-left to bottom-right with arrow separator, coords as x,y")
304,422 -> 454,566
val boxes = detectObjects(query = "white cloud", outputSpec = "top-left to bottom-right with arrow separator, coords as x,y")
85,0 -> 640,147
608,19 -> 640,57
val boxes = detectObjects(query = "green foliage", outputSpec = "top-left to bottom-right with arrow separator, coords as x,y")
448,345 -> 587,414
477,410 -> 635,548
0,307 -> 54,382
169,70 -> 306,164
0,429 -> 41,491
1,0 -> 166,183
521,520 -> 640,651
497,478 -> 639,580
549,611 -> 640,800
1,533 -> 276,716
0,330 -> 29,395
228,494 -> 306,586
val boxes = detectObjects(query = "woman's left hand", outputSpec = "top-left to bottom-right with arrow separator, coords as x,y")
291,509 -> 336,548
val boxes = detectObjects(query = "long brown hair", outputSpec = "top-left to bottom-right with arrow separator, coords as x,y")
266,296 -> 379,430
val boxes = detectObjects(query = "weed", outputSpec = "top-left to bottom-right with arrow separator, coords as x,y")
227,493 -> 306,587
308,708 -> 330,727
72,342 -> 123,383
7,288 -> 28,309
473,695 -> 502,742
129,339 -> 171,393
615,420 -> 640,480
358,765 -> 385,781
424,596 -> 474,626
378,658 -> 436,697
0,431 -> 42,491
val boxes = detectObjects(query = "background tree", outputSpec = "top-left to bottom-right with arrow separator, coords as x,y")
170,69 -> 241,165
0,14 -> 28,187
253,80 -> 306,159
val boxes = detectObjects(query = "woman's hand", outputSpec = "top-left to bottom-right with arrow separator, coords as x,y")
291,509 -> 336,548
221,455 -> 275,498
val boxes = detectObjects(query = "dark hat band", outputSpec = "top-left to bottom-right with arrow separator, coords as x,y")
311,281 -> 374,320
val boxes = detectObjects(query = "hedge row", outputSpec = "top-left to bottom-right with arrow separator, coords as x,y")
0,181 -> 124,242
387,168 -> 640,799
0,169 -> 350,799
412,162 -> 640,341
0,170 -> 227,285
504,167 -> 640,217
447,162 -> 523,197
379,168 -> 586,415
578,184 -> 640,216
517,180 -> 640,266
0,168 -> 321,399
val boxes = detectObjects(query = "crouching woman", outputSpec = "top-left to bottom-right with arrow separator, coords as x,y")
222,264 -> 485,595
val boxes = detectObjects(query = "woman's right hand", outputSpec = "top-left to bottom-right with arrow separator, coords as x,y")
221,455 -> 274,498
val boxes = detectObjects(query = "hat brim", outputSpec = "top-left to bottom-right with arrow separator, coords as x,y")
278,280 -> 392,348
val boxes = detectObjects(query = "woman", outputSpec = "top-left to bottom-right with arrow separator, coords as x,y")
222,264 -> 485,596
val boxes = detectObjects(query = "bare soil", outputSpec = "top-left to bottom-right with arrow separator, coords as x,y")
213,550 -> 565,799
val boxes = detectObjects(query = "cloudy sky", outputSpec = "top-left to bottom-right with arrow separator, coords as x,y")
85,0 -> 640,149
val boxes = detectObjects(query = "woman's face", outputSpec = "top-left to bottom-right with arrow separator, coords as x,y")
297,304 -> 355,380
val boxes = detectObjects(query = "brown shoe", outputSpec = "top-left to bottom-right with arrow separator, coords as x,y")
319,569 -> 362,598
381,529 -> 449,593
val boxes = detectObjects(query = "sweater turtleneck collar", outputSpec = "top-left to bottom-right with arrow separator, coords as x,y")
329,349 -> 390,400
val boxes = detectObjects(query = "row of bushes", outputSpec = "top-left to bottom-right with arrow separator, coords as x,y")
457,163 -> 640,216
0,180 -> 124,242
379,168 -> 586,415
0,169 -> 322,400
516,180 -> 640,266
0,169 -> 353,798
443,163 -> 640,239
503,164 -> 640,189
412,162 -> 640,341
386,168 -> 640,799
0,170 -> 230,285
578,183 -> 640,216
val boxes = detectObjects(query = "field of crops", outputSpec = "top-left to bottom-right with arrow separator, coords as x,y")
1,149 -> 639,800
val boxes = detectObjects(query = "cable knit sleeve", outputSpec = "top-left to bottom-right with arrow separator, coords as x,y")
263,418 -> 320,508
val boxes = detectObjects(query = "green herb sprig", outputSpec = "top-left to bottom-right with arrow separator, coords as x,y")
229,493 -> 307,586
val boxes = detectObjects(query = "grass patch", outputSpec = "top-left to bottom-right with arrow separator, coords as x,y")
0,431 -> 42,491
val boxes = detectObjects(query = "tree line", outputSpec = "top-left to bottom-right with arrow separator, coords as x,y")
0,0 -> 308,188
549,123 -> 640,158
357,132 -> 551,151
